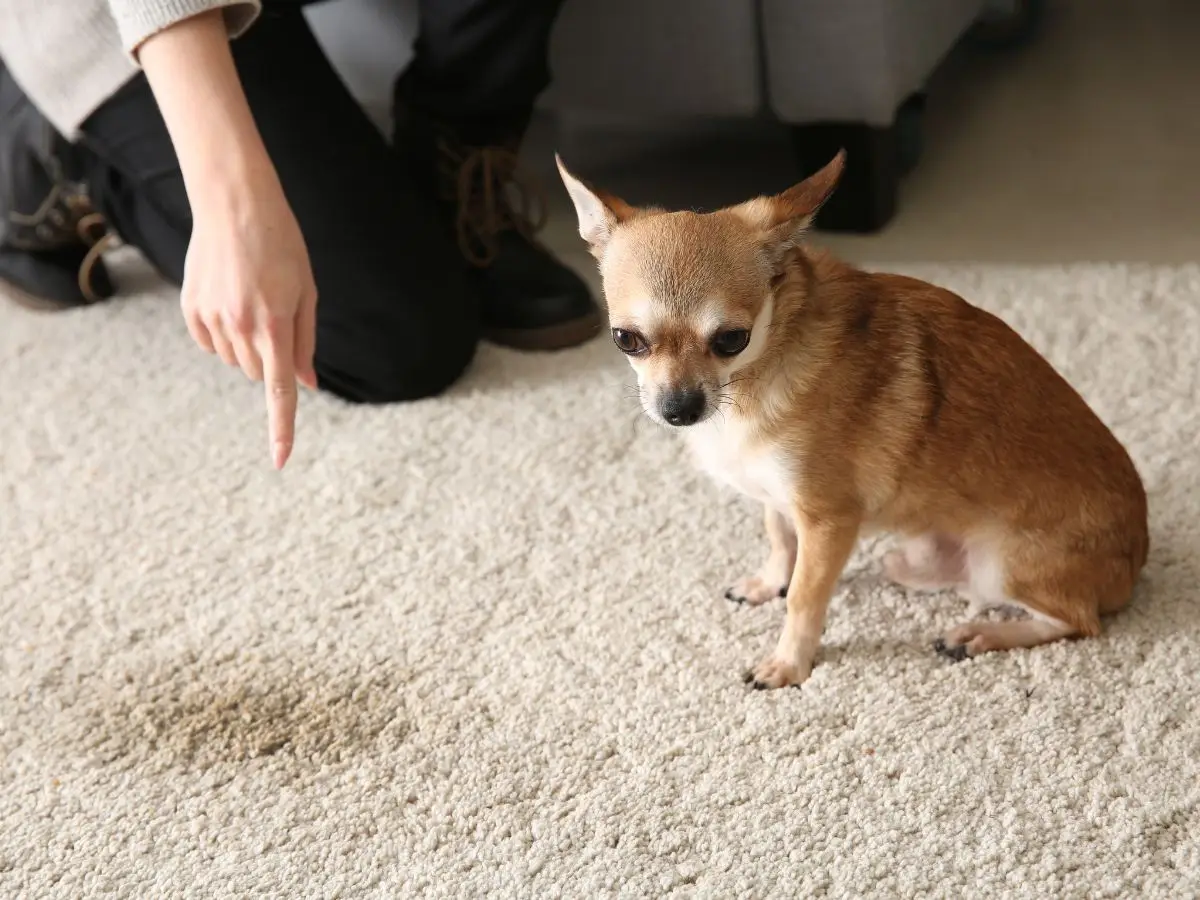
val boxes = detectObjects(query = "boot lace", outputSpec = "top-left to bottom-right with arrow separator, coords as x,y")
8,176 -> 117,305
436,139 -> 548,268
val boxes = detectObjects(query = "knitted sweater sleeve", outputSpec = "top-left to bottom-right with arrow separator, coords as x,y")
106,0 -> 262,58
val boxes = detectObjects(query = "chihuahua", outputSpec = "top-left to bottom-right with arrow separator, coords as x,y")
557,150 -> 1149,690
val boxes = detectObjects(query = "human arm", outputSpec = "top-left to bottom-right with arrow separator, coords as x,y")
124,5 -> 318,470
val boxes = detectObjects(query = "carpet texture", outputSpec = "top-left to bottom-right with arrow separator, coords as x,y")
2,255 -> 1198,898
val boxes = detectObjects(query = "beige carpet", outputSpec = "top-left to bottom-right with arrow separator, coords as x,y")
2,254 -> 1199,898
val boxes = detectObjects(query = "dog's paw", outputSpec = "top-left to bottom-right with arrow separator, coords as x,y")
743,654 -> 811,690
724,576 -> 787,607
932,636 -> 972,662
933,623 -> 993,661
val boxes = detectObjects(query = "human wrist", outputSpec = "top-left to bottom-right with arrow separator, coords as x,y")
136,10 -> 282,216
183,138 -> 283,221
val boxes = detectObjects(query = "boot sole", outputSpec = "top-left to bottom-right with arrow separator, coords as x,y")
0,277 -> 83,313
484,307 -> 605,352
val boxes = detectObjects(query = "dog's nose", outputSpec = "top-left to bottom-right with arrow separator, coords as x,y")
659,389 -> 707,427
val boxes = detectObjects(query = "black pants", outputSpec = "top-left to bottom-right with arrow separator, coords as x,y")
77,0 -> 563,404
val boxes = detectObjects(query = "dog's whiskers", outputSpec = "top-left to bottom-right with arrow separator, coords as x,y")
712,390 -> 747,420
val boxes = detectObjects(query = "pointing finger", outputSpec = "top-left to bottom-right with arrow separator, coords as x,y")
260,317 -> 298,469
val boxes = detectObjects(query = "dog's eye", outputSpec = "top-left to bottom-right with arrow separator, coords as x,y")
711,329 -> 751,357
612,328 -> 648,356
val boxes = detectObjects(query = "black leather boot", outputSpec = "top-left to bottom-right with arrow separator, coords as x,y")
0,61 -> 116,311
392,81 -> 602,352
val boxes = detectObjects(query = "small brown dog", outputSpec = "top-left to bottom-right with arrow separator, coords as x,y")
557,150 -> 1149,690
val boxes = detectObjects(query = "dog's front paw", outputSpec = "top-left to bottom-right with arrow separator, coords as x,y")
724,576 -> 787,607
743,654 -> 811,690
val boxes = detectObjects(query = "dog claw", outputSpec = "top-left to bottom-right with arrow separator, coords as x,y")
745,657 -> 810,690
747,679 -> 800,691
933,638 -> 970,662
742,671 -> 769,691
725,577 -> 784,607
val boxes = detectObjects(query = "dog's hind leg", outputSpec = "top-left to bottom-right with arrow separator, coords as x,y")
933,540 -> 1129,661
933,616 -> 1078,661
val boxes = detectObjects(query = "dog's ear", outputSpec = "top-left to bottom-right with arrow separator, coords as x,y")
555,154 -> 637,258
733,149 -> 846,267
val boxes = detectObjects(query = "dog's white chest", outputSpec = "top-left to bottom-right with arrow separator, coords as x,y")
687,417 -> 794,513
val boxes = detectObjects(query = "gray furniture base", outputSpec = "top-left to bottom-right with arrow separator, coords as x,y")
544,0 -> 1042,231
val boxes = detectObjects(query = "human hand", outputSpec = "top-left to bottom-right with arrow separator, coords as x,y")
181,176 -> 318,470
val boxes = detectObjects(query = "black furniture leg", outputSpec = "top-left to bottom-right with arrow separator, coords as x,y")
791,121 -> 898,233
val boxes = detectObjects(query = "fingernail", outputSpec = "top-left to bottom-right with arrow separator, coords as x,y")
273,441 -> 291,469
